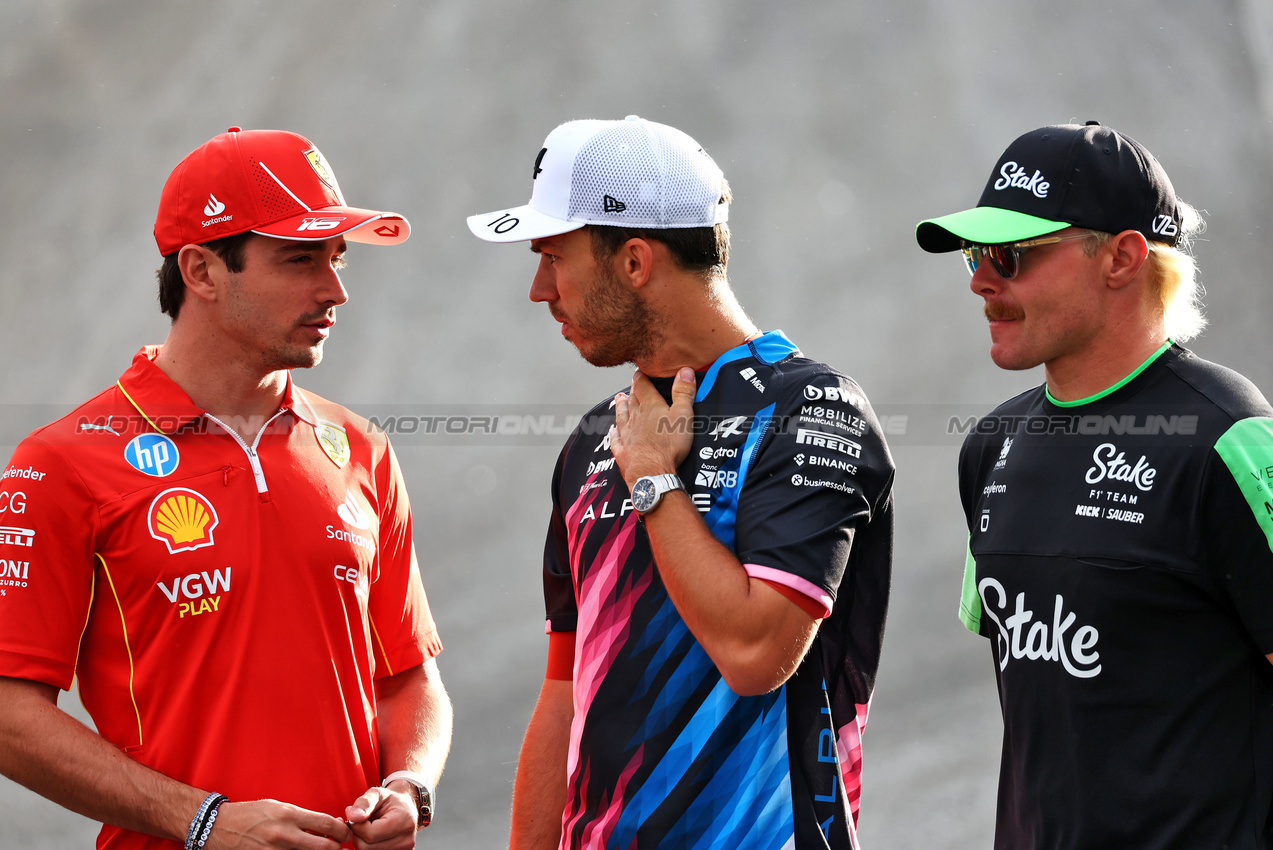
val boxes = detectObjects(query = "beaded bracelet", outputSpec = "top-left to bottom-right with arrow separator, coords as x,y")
185,792 -> 228,850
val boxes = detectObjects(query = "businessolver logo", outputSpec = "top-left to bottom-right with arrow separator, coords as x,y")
148,488 -> 219,554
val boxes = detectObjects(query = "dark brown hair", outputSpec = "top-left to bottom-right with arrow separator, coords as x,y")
586,179 -> 732,281
156,231 -> 254,319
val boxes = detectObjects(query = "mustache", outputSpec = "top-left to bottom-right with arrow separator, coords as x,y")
984,302 -> 1024,322
298,309 -> 335,325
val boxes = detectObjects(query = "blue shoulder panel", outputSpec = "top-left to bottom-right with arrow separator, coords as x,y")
696,330 -> 800,402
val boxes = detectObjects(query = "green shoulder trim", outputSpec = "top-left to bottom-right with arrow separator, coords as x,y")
1214,417 -> 1273,555
959,542 -> 982,634
1046,340 -> 1173,407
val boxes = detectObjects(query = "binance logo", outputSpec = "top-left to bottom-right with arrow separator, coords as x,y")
148,488 -> 219,554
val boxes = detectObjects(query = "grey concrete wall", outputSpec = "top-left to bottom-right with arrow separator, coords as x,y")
1,2 -> 1270,847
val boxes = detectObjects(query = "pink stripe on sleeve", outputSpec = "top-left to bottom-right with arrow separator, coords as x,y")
742,563 -> 833,619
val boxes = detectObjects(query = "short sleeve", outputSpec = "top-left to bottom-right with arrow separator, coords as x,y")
543,444 -> 578,633
734,374 -> 895,610
0,438 -> 99,690
1207,418 -> 1273,653
368,438 -> 441,677
957,437 -> 990,637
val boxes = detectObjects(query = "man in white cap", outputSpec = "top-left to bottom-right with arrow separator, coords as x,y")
469,116 -> 895,849
0,128 -> 450,850
917,122 -> 1273,848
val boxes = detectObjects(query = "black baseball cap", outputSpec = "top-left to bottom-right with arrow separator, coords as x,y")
916,121 -> 1183,252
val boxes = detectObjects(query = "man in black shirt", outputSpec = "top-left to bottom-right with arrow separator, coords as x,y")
469,116 -> 894,849
916,122 -> 1273,848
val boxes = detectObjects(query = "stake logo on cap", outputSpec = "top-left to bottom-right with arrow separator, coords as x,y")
154,127 -> 410,255
466,115 -> 729,243
915,122 -> 1182,253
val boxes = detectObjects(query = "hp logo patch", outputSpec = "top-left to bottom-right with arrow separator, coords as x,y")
125,434 -> 180,477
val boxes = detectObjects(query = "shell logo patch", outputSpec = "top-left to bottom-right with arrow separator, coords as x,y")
148,488 -> 219,554
316,422 -> 350,469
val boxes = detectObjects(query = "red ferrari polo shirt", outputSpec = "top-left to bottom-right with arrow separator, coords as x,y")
0,347 -> 441,849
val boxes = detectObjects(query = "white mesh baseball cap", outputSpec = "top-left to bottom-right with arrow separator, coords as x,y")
467,115 -> 729,243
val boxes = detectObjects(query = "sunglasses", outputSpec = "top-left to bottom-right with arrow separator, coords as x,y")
962,233 -> 1091,279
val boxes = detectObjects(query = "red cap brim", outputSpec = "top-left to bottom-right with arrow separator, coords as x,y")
252,207 -> 410,245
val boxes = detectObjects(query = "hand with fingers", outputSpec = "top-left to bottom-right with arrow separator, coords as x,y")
611,367 -> 697,488
204,799 -> 352,849
343,784 -> 419,850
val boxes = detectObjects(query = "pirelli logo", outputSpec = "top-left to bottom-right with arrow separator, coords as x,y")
795,428 -> 862,458
0,527 -> 34,548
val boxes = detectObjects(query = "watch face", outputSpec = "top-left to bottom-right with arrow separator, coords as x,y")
631,477 -> 657,513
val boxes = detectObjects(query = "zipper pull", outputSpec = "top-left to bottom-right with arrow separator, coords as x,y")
222,466 -> 231,486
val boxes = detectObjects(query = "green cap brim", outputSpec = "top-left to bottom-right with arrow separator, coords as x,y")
915,206 -> 1070,253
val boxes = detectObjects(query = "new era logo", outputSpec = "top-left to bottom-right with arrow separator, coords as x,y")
203,194 -> 226,216
603,195 -> 627,213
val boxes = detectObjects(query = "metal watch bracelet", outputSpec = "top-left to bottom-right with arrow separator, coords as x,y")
382,770 -> 433,829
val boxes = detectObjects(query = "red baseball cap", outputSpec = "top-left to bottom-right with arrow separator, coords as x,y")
154,127 -> 410,256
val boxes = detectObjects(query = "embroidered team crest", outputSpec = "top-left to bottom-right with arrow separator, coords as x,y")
148,488 -> 219,554
316,422 -> 350,468
304,147 -> 341,195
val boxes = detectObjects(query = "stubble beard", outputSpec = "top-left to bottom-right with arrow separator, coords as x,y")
278,308 -> 332,370
570,262 -> 662,368
270,342 -> 323,371
222,273 -> 329,373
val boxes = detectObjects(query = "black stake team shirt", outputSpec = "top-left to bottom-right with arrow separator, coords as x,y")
543,331 -> 894,849
959,342 -> 1273,849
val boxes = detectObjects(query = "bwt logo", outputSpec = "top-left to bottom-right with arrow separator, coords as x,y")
586,457 -> 616,476
802,385 -> 862,406
157,568 -> 230,619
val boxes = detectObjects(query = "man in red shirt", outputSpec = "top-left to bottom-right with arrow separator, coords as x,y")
0,128 -> 450,850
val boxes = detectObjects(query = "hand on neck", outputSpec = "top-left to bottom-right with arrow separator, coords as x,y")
635,279 -> 758,376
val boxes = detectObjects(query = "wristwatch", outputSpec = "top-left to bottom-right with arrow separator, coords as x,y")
631,473 -> 686,515
382,770 -> 434,829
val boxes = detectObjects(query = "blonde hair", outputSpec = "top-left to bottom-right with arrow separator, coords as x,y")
1081,201 -> 1207,342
